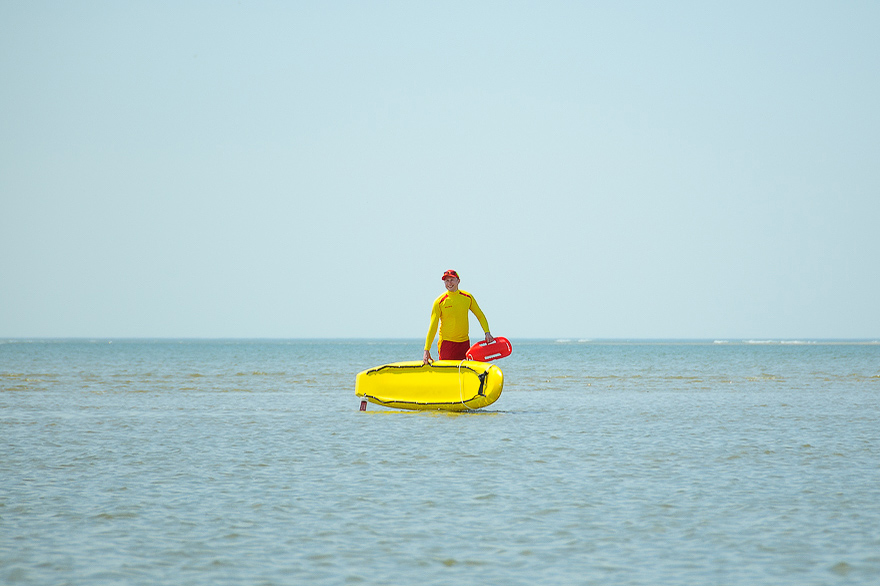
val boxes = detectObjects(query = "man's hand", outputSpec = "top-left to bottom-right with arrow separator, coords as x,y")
422,350 -> 434,365
485,333 -> 495,344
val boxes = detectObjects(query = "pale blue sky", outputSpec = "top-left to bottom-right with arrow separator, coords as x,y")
2,1 -> 878,339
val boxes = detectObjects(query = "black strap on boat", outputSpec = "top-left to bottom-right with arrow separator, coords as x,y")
477,371 -> 488,396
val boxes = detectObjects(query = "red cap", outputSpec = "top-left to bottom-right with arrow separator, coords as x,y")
441,270 -> 460,280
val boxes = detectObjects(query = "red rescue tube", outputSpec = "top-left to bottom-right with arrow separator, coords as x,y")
466,337 -> 512,362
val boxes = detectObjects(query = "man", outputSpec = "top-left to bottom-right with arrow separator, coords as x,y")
423,270 -> 494,364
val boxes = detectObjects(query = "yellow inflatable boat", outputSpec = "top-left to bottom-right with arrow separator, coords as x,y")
355,360 -> 503,411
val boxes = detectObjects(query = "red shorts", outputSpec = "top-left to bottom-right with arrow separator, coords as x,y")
439,339 -> 470,360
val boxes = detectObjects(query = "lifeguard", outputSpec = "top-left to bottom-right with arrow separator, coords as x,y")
423,270 -> 494,364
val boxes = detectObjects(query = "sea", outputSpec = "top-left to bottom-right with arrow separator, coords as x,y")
2,338 -> 879,586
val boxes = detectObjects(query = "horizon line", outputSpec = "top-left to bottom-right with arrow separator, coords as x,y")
3,337 -> 879,344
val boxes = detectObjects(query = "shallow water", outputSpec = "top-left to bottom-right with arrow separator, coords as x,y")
2,339 -> 879,585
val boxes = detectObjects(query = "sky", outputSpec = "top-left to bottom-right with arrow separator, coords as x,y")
2,1 -> 878,340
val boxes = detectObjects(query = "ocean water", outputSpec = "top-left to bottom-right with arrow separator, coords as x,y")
2,339 -> 879,585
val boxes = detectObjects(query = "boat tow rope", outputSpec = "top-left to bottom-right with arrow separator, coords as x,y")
458,360 -> 466,408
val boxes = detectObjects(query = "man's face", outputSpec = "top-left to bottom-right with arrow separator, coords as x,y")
444,277 -> 460,292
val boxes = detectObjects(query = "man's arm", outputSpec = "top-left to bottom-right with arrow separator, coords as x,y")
423,299 -> 440,365
469,296 -> 492,343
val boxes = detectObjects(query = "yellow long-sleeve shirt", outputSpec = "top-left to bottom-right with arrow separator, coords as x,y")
424,289 -> 490,351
